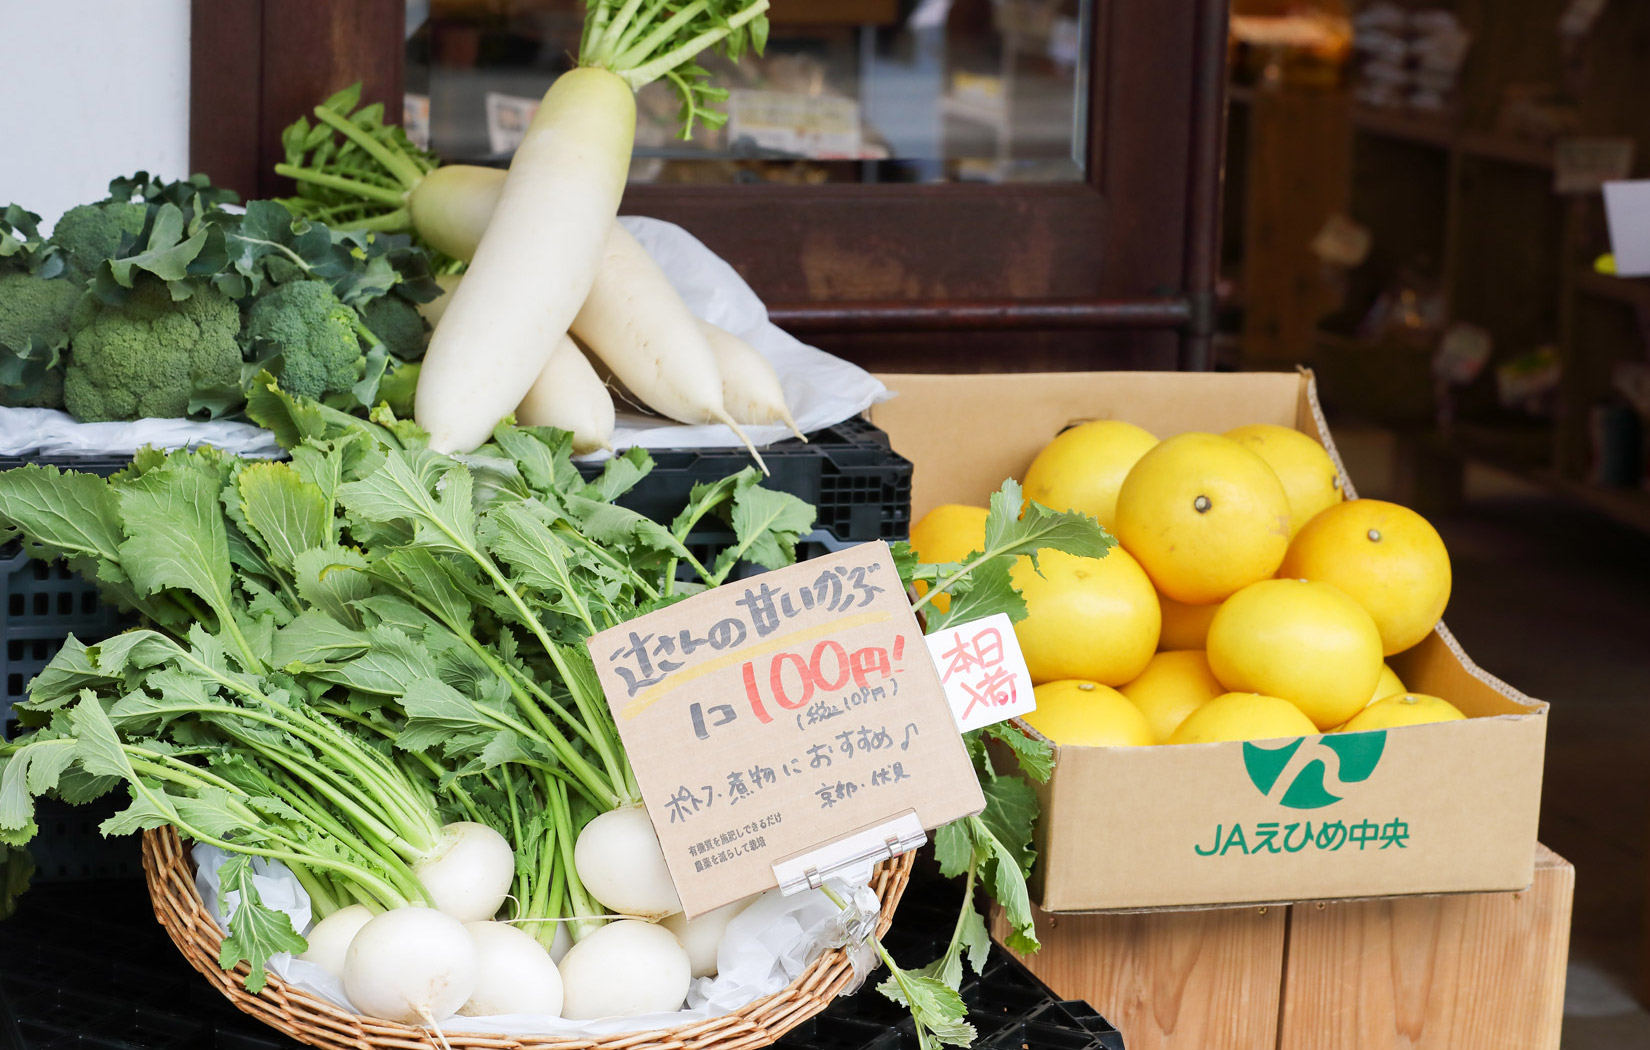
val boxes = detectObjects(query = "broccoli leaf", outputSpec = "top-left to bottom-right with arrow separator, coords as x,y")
216,853 -> 308,994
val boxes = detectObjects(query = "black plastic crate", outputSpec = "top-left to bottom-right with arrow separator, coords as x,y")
0,878 -> 1122,1050
575,418 -> 912,545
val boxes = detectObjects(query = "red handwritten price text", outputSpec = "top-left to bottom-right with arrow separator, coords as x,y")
743,636 -> 906,721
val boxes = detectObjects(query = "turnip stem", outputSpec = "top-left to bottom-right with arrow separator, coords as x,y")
274,164 -> 409,207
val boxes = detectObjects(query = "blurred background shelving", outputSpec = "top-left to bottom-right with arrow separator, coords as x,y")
1219,0 -> 1650,529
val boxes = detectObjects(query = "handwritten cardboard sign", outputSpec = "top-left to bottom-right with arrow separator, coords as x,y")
587,542 -> 985,917
924,613 -> 1037,732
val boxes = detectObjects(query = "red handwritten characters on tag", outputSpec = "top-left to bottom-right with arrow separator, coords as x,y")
938,625 -> 1018,721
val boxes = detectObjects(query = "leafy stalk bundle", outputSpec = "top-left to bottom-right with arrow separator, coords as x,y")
0,378 -> 815,989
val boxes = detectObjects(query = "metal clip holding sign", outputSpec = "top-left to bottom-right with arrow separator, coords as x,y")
771,811 -> 927,897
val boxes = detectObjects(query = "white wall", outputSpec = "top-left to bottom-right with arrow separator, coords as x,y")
0,0 -> 191,228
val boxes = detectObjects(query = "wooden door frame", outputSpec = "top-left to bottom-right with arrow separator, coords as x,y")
189,0 -> 1227,369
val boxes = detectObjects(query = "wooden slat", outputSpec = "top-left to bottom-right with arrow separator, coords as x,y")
990,902 -> 1288,1050
1277,843 -> 1574,1050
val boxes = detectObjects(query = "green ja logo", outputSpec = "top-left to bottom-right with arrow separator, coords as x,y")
1242,732 -> 1387,810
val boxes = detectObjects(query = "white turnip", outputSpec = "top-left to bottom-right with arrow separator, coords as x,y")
413,821 -> 516,924
660,897 -> 751,978
557,919 -> 691,1019
573,806 -> 681,920
298,904 -> 374,978
460,921 -> 565,1017
343,907 -> 478,1025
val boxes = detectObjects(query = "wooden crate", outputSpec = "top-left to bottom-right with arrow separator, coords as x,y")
992,843 -> 1573,1050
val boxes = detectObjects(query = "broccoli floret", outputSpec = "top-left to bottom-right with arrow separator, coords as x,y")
0,272 -> 81,408
49,201 -> 148,280
246,280 -> 366,400
62,280 -> 242,421
359,294 -> 428,361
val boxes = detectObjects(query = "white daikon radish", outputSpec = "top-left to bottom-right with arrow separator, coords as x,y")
415,69 -> 636,454
343,907 -> 478,1024
558,919 -> 691,1020
573,806 -> 682,920
515,336 -> 616,453
697,320 -> 803,439
571,224 -> 766,470
660,897 -> 752,978
413,821 -> 516,924
409,165 -> 504,261
299,904 -> 375,978
415,273 -> 465,329
460,921 -> 565,1017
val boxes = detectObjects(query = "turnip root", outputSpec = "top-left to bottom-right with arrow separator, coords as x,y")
573,806 -> 681,920
460,921 -> 565,1017
571,224 -> 767,470
557,919 -> 691,1020
515,335 -> 616,453
697,320 -> 803,439
661,897 -> 751,978
343,907 -> 478,1025
413,821 -> 516,924
299,904 -> 374,978
415,69 -> 636,454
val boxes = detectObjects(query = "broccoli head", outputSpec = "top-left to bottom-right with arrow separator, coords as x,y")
62,280 -> 243,421
246,280 -> 366,400
49,201 -> 148,280
359,294 -> 429,361
0,272 -> 81,408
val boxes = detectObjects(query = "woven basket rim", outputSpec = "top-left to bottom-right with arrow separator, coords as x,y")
140,826 -> 912,1050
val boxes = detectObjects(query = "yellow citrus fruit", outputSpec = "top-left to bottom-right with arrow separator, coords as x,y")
1119,650 -> 1225,743
1223,423 -> 1344,537
1280,499 -> 1452,655
908,504 -> 988,614
1024,680 -> 1155,747
1113,432 -> 1292,604
1341,693 -> 1466,732
1368,663 -> 1406,707
1167,692 -> 1318,745
1206,578 -> 1384,729
1158,593 -> 1221,650
1022,420 -> 1159,530
1010,547 -> 1160,686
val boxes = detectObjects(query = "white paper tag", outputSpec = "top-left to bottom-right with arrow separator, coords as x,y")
1603,180 -> 1650,277
924,613 -> 1037,732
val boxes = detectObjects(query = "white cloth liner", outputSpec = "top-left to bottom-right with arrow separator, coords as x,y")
0,217 -> 890,460
192,842 -> 882,1037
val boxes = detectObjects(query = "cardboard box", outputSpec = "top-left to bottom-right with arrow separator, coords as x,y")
868,370 -> 1547,911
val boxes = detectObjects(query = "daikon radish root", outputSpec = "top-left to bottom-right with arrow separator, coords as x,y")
515,335 -> 616,453
572,224 -> 767,470
697,320 -> 803,439
416,273 -> 465,329
414,69 -> 636,454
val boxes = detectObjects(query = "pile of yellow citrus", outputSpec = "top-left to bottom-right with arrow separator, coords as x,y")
912,419 -> 1468,748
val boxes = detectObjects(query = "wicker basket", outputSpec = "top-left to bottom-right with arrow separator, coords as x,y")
141,827 -> 914,1050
